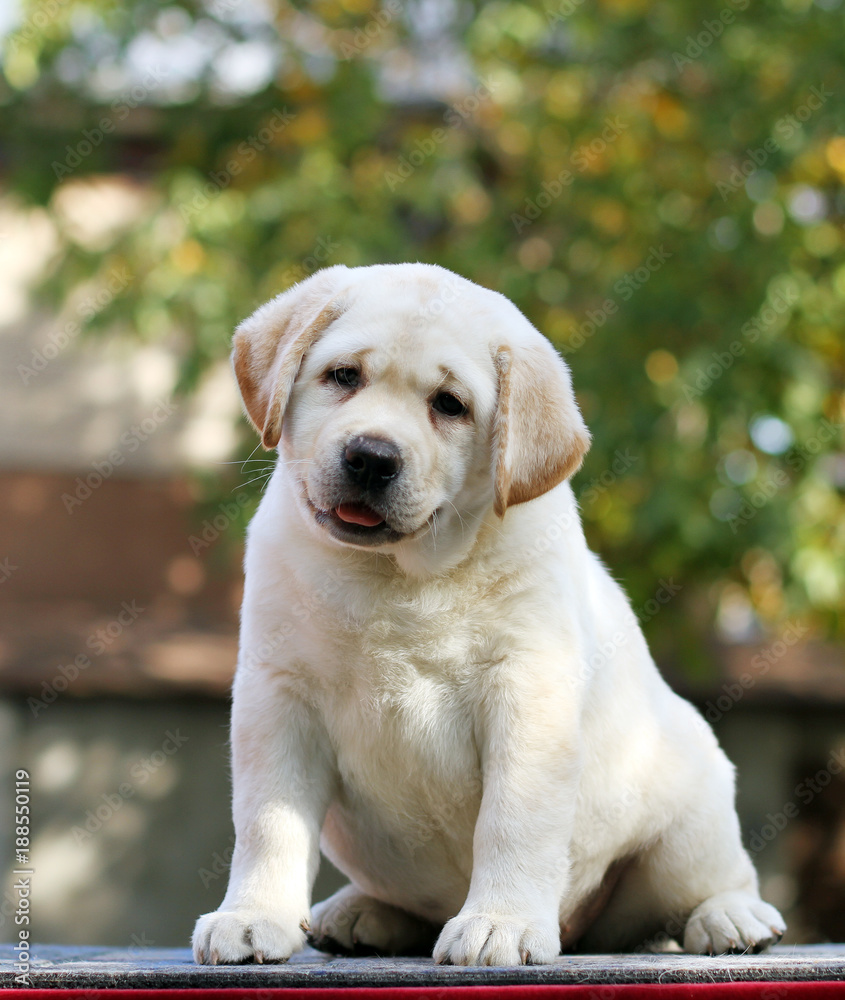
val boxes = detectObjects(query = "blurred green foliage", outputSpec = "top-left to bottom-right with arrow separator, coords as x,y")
2,0 -> 843,678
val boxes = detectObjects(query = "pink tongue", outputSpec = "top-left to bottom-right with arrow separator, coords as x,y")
335,503 -> 385,527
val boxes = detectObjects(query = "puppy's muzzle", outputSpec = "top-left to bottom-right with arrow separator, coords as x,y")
306,434 -> 419,545
344,435 -> 403,493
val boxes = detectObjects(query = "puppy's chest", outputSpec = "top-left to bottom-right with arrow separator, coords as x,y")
317,610 -> 482,749
304,569 -> 507,687
306,589 -> 496,802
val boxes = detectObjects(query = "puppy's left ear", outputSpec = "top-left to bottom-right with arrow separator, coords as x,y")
493,341 -> 590,517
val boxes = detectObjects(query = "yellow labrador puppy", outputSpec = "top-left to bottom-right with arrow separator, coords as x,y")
192,263 -> 784,966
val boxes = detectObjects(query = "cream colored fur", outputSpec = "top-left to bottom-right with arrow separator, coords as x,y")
192,263 -> 784,966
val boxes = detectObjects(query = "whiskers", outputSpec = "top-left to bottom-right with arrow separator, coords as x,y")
427,500 -> 492,551
237,467 -> 275,492
442,499 -> 468,541
213,436 -> 317,498
214,443 -> 277,495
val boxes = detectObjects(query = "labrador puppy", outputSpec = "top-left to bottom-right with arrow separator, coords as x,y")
192,263 -> 785,966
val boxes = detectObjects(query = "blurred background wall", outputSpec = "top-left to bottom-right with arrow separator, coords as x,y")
0,0 -> 843,951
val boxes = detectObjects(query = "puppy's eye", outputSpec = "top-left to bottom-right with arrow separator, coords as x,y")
328,367 -> 360,388
432,391 -> 467,418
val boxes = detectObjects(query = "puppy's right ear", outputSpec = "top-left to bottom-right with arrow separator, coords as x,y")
231,266 -> 351,449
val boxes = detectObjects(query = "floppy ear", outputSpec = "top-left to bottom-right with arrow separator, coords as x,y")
231,267 -> 351,449
493,341 -> 590,517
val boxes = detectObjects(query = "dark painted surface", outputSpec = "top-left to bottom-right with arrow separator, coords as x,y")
1,944 -> 844,988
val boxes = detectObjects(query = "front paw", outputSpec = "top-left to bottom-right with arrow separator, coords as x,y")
434,912 -> 560,966
192,908 -> 307,965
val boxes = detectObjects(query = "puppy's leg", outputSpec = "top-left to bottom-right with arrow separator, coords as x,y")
434,671 -> 578,966
583,751 -> 785,954
193,675 -> 333,965
310,884 -> 438,956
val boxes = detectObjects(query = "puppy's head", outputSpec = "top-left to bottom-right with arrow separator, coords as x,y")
232,263 -> 589,566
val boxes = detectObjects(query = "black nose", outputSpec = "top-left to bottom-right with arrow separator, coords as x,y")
344,435 -> 402,492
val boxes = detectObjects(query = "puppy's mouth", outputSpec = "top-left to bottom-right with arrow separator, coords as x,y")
308,498 -> 407,546
334,503 -> 385,528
